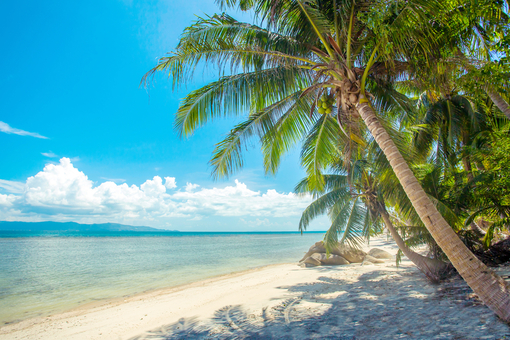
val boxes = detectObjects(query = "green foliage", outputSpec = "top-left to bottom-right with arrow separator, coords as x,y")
462,131 -> 510,246
145,0 -> 510,260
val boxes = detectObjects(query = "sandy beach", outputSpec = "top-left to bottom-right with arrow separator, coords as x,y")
1,237 -> 509,340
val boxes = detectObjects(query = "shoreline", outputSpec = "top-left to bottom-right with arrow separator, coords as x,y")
0,231 -> 323,326
0,262 -> 346,339
1,262 -> 296,327
32,262 -> 298,322
2,237 -> 509,339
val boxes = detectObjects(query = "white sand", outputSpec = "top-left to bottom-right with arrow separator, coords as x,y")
1,237 -> 509,339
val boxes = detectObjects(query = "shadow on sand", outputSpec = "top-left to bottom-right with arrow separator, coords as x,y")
130,266 -> 510,340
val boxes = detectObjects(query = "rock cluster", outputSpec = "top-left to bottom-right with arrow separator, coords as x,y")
298,241 -> 393,267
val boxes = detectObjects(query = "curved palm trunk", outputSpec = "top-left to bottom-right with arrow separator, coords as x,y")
356,96 -> 510,321
487,88 -> 510,120
455,52 -> 510,120
470,221 -> 486,238
380,209 -> 450,282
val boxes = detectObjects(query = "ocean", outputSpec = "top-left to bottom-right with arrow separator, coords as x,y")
0,231 -> 323,325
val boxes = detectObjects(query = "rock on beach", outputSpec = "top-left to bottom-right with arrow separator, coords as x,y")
299,241 -> 391,267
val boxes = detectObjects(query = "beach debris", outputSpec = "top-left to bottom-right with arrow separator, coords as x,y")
368,248 -> 393,260
473,236 -> 510,266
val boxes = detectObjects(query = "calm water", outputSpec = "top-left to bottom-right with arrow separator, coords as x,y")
0,231 -> 323,325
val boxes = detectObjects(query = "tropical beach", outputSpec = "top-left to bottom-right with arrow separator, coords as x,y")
1,237 -> 509,340
2,0 -> 510,338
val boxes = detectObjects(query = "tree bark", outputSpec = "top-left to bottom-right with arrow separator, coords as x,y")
455,51 -> 510,120
487,88 -> 510,120
380,209 -> 450,282
470,221 -> 486,238
462,157 -> 474,181
356,96 -> 510,321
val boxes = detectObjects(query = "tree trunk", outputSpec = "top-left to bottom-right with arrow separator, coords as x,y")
380,209 -> 451,282
455,51 -> 510,120
356,96 -> 510,321
462,157 -> 474,181
487,88 -> 510,120
470,221 -> 486,238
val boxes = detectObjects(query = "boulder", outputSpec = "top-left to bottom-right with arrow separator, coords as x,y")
368,248 -> 393,260
320,254 -> 350,265
299,241 -> 366,263
335,244 -> 366,263
299,241 -> 327,262
362,261 -> 374,266
302,253 -> 322,267
364,255 -> 385,264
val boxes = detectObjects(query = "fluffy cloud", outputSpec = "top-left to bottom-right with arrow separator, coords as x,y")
0,194 -> 17,207
25,158 -> 100,208
0,158 -> 315,229
163,177 -> 177,189
185,182 -> 200,192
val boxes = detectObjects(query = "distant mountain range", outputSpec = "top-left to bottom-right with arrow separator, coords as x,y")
0,221 -> 178,232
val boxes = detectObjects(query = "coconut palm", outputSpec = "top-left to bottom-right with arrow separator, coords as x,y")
413,92 -> 484,180
419,0 -> 510,119
144,0 -> 510,320
296,159 -> 452,282
460,120 -> 510,248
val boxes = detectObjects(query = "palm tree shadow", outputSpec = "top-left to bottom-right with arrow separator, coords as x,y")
130,267 -> 510,340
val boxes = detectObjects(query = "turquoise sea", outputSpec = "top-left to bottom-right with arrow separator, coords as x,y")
0,231 -> 323,325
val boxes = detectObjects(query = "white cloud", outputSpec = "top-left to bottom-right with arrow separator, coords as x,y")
0,179 -> 25,194
24,158 -> 100,208
0,194 -> 17,207
0,121 -> 48,139
0,158 -> 316,230
141,176 -> 167,197
164,177 -> 177,189
185,182 -> 200,192
42,151 -> 58,158
100,177 -> 126,183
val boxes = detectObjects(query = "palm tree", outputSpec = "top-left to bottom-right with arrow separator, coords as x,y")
413,91 -> 484,180
461,120 -> 510,248
144,0 -> 510,320
423,0 -> 510,119
297,160 -> 452,282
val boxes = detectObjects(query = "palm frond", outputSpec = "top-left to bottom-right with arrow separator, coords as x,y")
300,113 -> 341,191
174,67 -> 309,137
298,186 -> 351,232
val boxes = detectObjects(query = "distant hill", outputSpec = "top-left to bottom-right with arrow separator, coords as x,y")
0,221 -> 178,232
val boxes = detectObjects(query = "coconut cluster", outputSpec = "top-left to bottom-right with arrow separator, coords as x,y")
318,95 -> 335,114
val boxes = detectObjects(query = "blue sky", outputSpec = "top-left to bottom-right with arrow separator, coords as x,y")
0,0 -> 327,231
